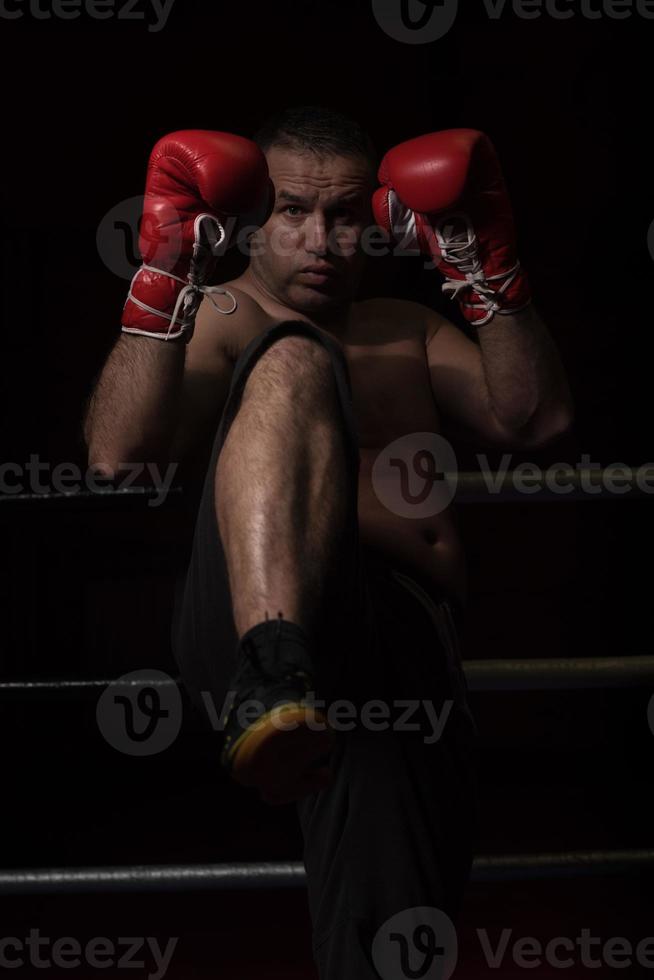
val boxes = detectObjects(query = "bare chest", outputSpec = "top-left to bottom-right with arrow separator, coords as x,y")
343,334 -> 440,451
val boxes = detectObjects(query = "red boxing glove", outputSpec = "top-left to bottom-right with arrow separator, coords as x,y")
122,130 -> 270,342
373,129 -> 531,327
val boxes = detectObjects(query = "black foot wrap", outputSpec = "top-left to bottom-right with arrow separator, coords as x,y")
220,613 -> 333,802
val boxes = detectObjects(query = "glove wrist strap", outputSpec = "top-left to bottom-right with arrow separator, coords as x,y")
121,214 -> 237,342
122,265 -> 237,342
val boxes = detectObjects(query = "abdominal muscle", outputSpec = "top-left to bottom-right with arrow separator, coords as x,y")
356,446 -> 467,608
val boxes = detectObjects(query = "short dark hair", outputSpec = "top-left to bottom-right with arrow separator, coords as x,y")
253,105 -> 378,179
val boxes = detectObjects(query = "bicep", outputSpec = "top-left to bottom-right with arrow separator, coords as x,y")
426,318 -> 515,447
170,300 -> 235,462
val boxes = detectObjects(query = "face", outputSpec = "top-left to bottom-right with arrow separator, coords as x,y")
248,146 -> 374,317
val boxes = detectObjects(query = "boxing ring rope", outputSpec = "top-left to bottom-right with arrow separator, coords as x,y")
0,850 -> 653,896
1,480 -> 651,899
0,468 -> 652,511
1,655 -> 653,700
464,655 -> 654,690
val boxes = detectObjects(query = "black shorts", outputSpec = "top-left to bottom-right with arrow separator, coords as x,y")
171,318 -> 479,977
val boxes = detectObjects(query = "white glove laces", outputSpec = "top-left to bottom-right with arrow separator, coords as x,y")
125,214 -> 238,340
436,211 -> 520,326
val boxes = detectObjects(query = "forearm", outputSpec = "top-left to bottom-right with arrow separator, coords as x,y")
84,334 -> 185,475
477,303 -> 574,439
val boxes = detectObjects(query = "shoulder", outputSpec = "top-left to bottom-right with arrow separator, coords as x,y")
356,297 -> 448,345
203,281 -> 277,332
191,281 -> 278,363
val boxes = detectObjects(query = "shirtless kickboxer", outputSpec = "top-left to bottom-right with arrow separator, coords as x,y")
84,107 -> 573,977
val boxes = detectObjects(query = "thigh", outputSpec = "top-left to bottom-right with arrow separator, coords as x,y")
170,319 -> 365,723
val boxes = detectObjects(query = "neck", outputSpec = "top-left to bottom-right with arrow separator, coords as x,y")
240,267 -> 355,338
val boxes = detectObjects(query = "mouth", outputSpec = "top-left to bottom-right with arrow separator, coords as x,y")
298,265 -> 339,285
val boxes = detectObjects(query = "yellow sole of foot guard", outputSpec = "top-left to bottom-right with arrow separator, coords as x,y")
227,704 -> 334,805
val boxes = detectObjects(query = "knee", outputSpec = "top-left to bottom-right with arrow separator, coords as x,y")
246,327 -> 336,398
263,330 -> 333,375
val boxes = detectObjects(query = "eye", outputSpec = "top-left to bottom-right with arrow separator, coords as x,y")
283,205 -> 305,217
331,207 -> 357,223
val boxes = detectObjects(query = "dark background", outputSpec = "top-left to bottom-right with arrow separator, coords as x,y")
1,1 -> 652,976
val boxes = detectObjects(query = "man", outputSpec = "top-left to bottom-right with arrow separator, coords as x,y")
84,106 -> 573,978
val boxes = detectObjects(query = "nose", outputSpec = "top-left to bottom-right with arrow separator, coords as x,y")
304,213 -> 329,256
